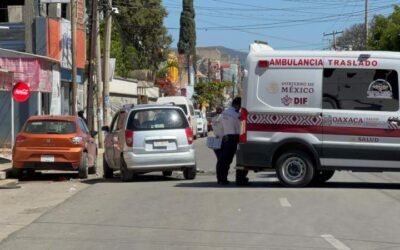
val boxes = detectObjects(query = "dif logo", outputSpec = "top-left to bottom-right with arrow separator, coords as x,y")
294,97 -> 308,105
281,95 -> 308,106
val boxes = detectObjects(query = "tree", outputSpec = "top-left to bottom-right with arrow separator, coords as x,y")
109,23 -> 139,78
336,23 -> 366,50
368,5 -> 400,51
156,61 -> 179,96
112,0 -> 172,72
177,0 -> 196,82
194,81 -> 231,110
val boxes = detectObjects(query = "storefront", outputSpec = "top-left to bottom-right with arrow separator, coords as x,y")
0,48 -> 59,151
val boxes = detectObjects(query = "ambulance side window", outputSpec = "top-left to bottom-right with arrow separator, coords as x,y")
322,68 -> 399,111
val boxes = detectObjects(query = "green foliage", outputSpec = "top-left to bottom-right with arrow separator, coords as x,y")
194,81 -> 232,110
178,0 -> 196,56
109,23 -> 139,78
112,0 -> 172,72
368,5 -> 400,51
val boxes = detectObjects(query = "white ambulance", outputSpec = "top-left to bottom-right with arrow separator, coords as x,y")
236,42 -> 400,187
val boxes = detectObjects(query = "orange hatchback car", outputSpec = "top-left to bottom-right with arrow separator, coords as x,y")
12,116 -> 98,179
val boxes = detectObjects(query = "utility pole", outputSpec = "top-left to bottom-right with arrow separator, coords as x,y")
71,0 -> 77,115
86,0 -> 98,130
323,31 -> 343,50
365,0 -> 368,49
103,0 -> 112,126
95,5 -> 104,148
207,59 -> 211,83
187,54 -> 191,86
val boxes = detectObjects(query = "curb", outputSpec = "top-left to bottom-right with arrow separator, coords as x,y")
0,178 -> 19,189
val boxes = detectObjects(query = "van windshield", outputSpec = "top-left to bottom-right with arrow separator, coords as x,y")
127,108 -> 189,131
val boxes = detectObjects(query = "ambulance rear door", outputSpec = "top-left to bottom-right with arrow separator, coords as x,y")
321,56 -> 400,169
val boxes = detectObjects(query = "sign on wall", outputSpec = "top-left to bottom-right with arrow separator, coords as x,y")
12,81 -> 30,102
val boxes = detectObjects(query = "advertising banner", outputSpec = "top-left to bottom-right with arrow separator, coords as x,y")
61,19 -> 72,69
0,57 -> 52,92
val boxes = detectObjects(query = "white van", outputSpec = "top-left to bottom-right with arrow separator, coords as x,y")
236,42 -> 400,187
156,96 -> 198,138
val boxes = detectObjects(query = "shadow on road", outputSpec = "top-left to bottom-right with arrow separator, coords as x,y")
175,180 -> 400,190
175,181 -> 282,188
17,171 -> 80,182
81,174 -> 184,185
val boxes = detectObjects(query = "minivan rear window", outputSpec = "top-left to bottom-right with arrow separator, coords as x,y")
24,121 -> 76,134
127,108 -> 189,131
176,105 -> 188,115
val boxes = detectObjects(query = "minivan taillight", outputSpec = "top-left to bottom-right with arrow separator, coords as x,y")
15,134 -> 26,143
240,108 -> 248,143
185,127 -> 193,145
125,129 -> 134,147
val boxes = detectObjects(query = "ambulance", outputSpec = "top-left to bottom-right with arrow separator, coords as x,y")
236,42 -> 400,187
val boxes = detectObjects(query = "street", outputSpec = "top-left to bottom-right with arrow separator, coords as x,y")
1,137 -> 400,250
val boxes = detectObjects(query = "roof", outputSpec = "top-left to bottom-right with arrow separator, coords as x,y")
28,115 -> 77,122
0,48 -> 59,63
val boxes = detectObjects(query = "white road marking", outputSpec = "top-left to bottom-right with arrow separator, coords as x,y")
279,197 -> 291,207
321,234 -> 351,250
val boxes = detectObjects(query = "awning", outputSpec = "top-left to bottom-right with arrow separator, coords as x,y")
0,48 -> 58,92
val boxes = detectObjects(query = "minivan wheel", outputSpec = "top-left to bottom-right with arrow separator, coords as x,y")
78,152 -> 89,179
312,170 -> 335,185
183,166 -> 196,180
103,155 -> 113,179
162,171 -> 173,177
276,151 -> 314,187
235,169 -> 249,186
120,158 -> 133,182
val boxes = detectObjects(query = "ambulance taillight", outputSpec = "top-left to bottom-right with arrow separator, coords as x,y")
258,60 -> 269,68
240,108 -> 248,143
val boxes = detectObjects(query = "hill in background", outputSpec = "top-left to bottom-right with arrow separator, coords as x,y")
197,46 -> 248,65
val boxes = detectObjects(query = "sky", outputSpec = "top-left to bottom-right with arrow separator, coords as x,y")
162,0 -> 400,52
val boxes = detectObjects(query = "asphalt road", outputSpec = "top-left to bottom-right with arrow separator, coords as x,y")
1,137 -> 400,250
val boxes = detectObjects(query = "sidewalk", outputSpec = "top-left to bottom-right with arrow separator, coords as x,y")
0,157 -> 18,188
0,152 -> 18,189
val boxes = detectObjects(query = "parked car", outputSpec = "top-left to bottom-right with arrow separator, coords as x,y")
194,109 -> 208,137
102,104 -> 197,182
12,115 -> 98,179
156,96 -> 198,139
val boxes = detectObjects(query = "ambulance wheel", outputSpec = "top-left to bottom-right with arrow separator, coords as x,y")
235,169 -> 249,186
312,170 -> 335,185
276,150 -> 315,187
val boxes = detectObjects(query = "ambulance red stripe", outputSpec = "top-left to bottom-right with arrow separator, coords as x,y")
247,124 -> 400,137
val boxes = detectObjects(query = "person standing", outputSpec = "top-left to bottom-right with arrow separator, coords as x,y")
211,106 -> 224,158
78,110 -> 88,125
216,97 -> 241,185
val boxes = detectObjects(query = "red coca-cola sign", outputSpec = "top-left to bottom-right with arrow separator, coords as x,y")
12,82 -> 30,102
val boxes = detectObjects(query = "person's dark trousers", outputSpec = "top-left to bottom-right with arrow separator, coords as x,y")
217,135 -> 239,182
214,149 -> 221,177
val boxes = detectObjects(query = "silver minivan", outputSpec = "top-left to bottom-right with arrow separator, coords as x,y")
102,104 -> 197,182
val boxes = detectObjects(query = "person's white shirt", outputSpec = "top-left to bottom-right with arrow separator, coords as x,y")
220,107 -> 240,136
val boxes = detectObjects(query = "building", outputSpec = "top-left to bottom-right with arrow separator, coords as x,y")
0,0 -> 86,152
109,77 -> 159,114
